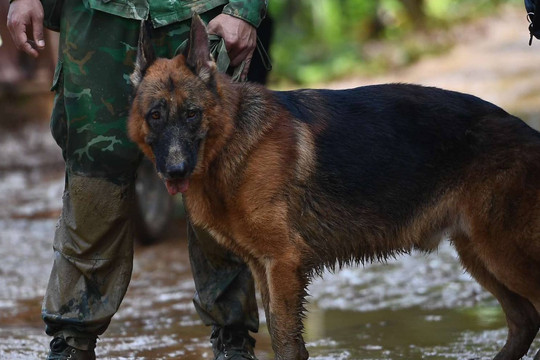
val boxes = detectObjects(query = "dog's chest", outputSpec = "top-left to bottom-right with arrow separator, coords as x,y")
184,182 -> 230,234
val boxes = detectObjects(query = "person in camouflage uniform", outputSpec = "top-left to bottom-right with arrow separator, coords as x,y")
7,0 -> 268,359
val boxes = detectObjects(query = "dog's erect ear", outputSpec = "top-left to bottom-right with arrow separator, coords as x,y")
131,20 -> 156,89
184,14 -> 216,83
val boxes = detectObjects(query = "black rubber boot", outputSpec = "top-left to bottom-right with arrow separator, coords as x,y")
46,337 -> 96,360
210,326 -> 258,360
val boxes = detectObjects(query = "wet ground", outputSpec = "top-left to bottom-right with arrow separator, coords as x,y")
2,4 -> 540,360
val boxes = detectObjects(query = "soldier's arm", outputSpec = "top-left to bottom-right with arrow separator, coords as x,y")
7,0 -> 45,57
206,0 -> 268,80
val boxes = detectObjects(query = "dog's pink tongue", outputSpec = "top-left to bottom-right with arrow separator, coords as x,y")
165,179 -> 190,195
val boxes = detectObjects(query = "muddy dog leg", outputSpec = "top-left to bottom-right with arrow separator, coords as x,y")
261,255 -> 309,360
248,260 -> 271,333
249,257 -> 308,360
250,258 -> 311,358
453,236 -> 540,360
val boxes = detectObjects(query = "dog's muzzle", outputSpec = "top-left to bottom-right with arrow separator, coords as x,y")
162,161 -> 191,195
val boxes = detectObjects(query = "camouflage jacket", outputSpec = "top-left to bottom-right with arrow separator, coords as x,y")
82,0 -> 267,28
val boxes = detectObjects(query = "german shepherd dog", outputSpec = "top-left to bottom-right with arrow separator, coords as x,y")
128,15 -> 540,360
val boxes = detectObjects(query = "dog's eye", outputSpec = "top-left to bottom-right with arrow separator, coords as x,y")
186,109 -> 198,121
150,111 -> 161,120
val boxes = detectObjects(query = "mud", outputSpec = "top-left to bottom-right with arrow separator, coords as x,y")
2,4 -> 540,359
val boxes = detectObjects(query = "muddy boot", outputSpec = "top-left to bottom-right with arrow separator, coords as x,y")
210,326 -> 258,360
47,337 -> 96,360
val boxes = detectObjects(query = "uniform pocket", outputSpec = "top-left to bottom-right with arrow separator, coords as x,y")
50,61 -> 67,157
84,0 -> 148,20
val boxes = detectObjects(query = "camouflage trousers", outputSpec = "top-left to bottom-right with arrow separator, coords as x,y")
42,0 -> 259,349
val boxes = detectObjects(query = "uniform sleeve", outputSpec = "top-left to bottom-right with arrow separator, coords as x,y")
222,0 -> 268,28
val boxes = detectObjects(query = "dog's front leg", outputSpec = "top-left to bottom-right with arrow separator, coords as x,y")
249,258 -> 307,358
248,260 -> 272,331
263,256 -> 309,360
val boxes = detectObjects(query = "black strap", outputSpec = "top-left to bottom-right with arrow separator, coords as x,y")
527,0 -> 540,45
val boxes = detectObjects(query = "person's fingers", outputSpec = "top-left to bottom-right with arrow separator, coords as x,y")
229,46 -> 254,81
7,16 -> 25,47
206,19 -> 221,36
10,21 -> 39,57
240,56 -> 252,82
207,14 -> 256,68
31,11 -> 46,50
22,40 -> 40,57
229,48 -> 247,66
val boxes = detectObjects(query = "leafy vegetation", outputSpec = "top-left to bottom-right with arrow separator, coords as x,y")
266,0 -> 519,86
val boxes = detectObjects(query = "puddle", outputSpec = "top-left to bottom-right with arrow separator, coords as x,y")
1,124 -> 538,360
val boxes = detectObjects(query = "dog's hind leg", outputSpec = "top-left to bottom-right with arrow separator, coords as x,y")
453,235 -> 540,360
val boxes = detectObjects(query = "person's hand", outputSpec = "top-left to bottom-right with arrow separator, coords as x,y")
207,14 -> 256,81
7,0 -> 46,58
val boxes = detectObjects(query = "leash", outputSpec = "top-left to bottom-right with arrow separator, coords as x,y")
175,35 -> 272,82
526,0 -> 540,45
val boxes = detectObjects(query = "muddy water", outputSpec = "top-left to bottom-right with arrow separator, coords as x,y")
2,4 -> 540,360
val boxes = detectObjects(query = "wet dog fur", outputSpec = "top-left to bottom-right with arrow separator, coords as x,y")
128,16 -> 540,360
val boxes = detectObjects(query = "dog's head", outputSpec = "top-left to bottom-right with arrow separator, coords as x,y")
128,15 -> 220,195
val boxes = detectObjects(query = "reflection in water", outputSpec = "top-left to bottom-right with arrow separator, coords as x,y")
304,305 -> 510,359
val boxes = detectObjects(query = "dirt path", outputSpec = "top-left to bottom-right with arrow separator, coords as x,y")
329,4 -> 540,130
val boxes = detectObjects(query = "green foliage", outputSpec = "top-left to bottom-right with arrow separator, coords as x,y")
267,0 -> 521,87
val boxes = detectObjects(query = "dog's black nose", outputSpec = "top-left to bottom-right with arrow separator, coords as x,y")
166,162 -> 188,179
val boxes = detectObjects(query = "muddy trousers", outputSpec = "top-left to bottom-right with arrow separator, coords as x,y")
42,0 -> 258,350
42,175 -> 259,349
42,175 -> 136,349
